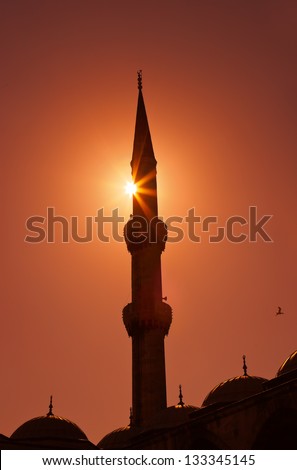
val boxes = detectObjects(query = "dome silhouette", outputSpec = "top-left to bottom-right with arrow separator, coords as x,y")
202,357 -> 268,407
277,350 -> 297,376
11,414 -> 88,441
10,397 -> 91,448
145,404 -> 199,429
202,375 -> 268,407
98,426 -> 139,449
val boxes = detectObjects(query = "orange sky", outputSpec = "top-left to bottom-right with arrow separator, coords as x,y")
1,0 -> 297,444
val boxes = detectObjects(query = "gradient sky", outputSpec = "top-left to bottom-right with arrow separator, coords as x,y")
1,0 -> 297,444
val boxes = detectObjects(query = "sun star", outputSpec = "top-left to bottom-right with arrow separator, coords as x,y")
125,181 -> 137,197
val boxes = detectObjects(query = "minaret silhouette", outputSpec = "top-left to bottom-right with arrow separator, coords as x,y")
123,71 -> 172,427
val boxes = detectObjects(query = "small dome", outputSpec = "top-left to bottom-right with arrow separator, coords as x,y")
277,350 -> 297,376
146,404 -> 199,429
144,386 -> 198,429
98,427 -> 139,449
11,397 -> 89,445
202,375 -> 268,407
11,414 -> 88,441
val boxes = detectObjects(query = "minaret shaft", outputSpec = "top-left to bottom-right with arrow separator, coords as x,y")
131,330 -> 167,425
123,73 -> 172,427
131,248 -> 162,306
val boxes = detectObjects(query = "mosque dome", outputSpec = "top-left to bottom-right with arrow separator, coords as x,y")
10,397 -> 92,448
11,414 -> 88,441
98,406 -> 141,449
145,386 -> 199,428
276,350 -> 297,377
202,356 -> 268,407
146,404 -> 199,429
98,426 -> 138,449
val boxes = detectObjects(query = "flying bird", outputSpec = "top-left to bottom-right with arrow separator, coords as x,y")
276,306 -> 285,315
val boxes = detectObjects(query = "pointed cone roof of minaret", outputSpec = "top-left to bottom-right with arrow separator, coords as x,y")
131,71 -> 156,171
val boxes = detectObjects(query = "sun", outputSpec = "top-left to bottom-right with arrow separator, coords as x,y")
125,181 -> 137,197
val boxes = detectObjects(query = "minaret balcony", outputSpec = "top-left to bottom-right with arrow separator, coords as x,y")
122,301 -> 172,336
124,216 -> 167,253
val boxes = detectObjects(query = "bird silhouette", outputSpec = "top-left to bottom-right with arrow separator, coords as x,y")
276,306 -> 285,315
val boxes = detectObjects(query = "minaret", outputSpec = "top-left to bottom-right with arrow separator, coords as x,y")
123,71 -> 172,427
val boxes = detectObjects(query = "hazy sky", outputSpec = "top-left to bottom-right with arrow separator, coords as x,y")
1,0 -> 297,444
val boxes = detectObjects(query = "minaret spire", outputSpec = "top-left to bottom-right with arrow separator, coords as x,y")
178,385 -> 185,407
131,71 -> 157,220
47,395 -> 54,417
243,355 -> 248,376
137,69 -> 142,90
123,73 -> 172,427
